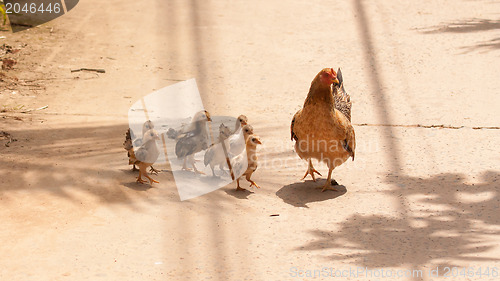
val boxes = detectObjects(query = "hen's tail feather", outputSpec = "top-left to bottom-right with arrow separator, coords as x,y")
333,68 -> 352,121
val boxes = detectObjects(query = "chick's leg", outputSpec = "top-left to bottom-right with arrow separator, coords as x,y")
246,173 -> 260,189
189,155 -> 205,175
317,166 -> 338,192
210,165 -> 216,177
302,159 -> 322,181
140,164 -> 159,184
236,178 -> 246,191
149,165 -> 160,175
136,167 -> 147,184
181,158 -> 192,171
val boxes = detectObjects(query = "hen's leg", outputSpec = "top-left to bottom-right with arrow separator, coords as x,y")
132,164 -> 139,172
317,167 -> 338,192
302,159 -> 322,181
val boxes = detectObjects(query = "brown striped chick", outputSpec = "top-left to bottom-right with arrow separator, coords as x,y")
234,115 -> 248,133
236,135 -> 262,191
135,129 -> 161,184
123,120 -> 159,174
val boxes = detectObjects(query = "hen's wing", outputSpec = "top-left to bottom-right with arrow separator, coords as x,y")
333,68 -> 352,121
290,109 -> 302,141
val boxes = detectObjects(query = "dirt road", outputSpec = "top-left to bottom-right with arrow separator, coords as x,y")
1,0 -> 499,280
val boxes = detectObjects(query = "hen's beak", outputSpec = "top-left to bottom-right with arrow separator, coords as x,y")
332,78 -> 340,86
207,116 -> 212,122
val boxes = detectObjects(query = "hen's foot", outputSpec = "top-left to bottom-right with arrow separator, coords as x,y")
136,177 -> 147,184
301,167 -> 322,182
316,183 -> 339,192
236,186 -> 246,191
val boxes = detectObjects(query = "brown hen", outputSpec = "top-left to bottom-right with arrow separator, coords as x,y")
291,68 -> 355,191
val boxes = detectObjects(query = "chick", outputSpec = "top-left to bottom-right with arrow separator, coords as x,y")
174,110 -> 212,173
203,123 -> 232,177
229,124 -> 254,156
135,129 -> 161,184
234,115 -> 248,133
123,120 -> 159,174
235,135 -> 262,191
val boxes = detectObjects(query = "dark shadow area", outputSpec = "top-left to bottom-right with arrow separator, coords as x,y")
296,171 -> 500,272
0,122 -> 171,209
224,188 -> 254,199
276,180 -> 347,208
122,181 -> 154,192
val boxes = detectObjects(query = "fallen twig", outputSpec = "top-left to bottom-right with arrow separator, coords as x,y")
20,105 -> 48,113
71,68 -> 106,73
353,123 -> 499,130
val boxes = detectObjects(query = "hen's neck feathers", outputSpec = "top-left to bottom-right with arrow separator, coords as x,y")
304,78 -> 334,107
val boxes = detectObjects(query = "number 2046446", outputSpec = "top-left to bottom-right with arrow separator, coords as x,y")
5,2 -> 62,14
441,267 -> 498,278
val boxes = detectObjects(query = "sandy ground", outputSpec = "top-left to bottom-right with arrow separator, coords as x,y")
1,0 -> 499,280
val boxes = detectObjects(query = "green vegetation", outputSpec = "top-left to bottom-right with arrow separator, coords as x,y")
0,0 -> 6,25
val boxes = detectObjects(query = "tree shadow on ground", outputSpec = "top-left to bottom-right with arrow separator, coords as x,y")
420,18 -> 500,34
0,122 -> 173,209
295,171 -> 500,272
418,18 -> 500,52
